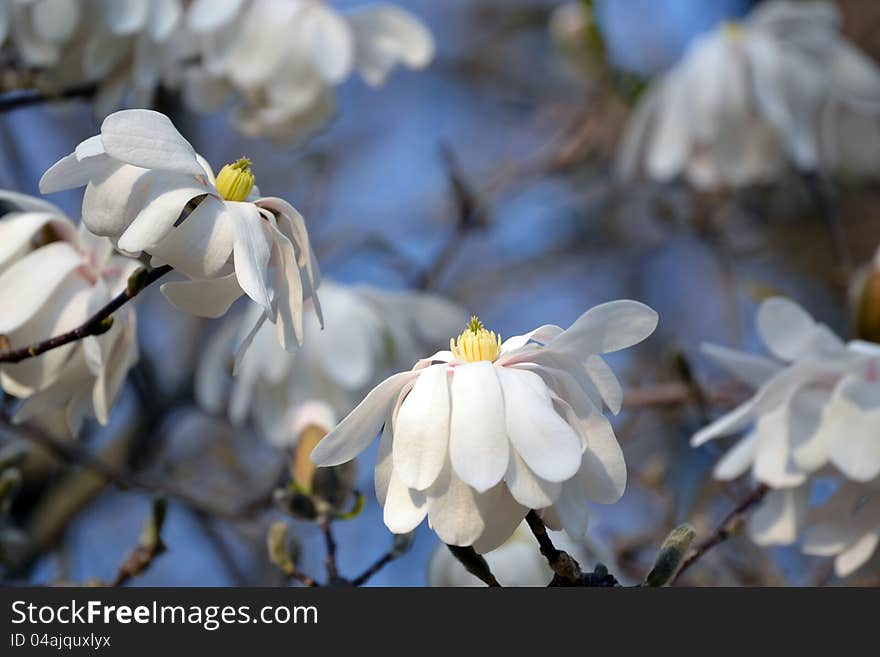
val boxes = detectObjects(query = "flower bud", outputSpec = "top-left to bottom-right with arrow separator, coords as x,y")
853,251 -> 880,343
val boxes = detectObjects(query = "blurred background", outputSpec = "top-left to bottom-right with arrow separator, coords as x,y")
1,0 -> 879,587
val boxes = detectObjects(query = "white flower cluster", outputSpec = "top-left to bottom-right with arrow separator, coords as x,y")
0,190 -> 141,436
617,0 -> 880,189
1,0 -> 434,141
694,297 -> 880,576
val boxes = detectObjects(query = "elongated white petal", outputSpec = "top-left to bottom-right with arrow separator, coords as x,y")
713,432 -> 758,480
551,483 -> 591,539
545,300 -> 658,357
504,450 -> 561,509
472,485 -> 527,554
187,0 -> 244,32
426,463 -> 486,546
81,164 -> 147,238
748,488 -> 806,546
348,5 -> 434,86
585,354 -> 622,414
311,370 -> 420,466
161,274 -> 242,318
383,472 -> 427,534
0,242 -> 83,333
752,403 -> 807,488
756,296 -> 843,361
393,363 -> 451,491
835,531 -> 880,577
823,376 -> 880,482
266,218 -> 304,349
497,367 -> 581,483
228,201 -> 272,311
301,2 -> 353,83
700,343 -> 781,388
100,110 -> 204,176
375,414 -> 394,506
449,361 -> 509,492
0,212 -> 70,269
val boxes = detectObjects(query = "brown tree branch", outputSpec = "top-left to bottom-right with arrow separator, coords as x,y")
672,484 -> 771,585
0,265 -> 172,364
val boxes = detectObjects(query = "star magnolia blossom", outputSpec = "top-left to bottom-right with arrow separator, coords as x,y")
0,190 -> 140,436
196,280 -> 465,448
617,0 -> 880,189
428,521 -> 590,587
693,297 -> 880,547
0,0 -> 81,68
183,0 -> 435,141
311,302 -> 658,552
38,109 -> 318,356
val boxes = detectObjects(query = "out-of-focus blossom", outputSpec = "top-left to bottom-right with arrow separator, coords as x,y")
851,246 -> 880,343
617,0 -> 880,189
183,0 -> 435,141
693,296 -> 880,570
0,190 -> 140,437
196,280 -> 465,448
311,302 -> 658,552
428,521 -> 590,587
0,0 -> 82,69
38,109 -> 319,357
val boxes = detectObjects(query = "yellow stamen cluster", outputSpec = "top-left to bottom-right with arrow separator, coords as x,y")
722,21 -> 743,39
216,157 -> 255,202
450,316 -> 502,363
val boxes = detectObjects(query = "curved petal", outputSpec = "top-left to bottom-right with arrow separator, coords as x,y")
310,370 -> 420,466
748,488 -> 806,546
700,343 -> 781,388
472,485 -> 528,554
757,297 -> 843,361
504,450 -> 562,509
449,361 -> 509,492
426,462 -> 485,546
161,273 -> 242,318
393,363 -> 451,491
228,201 -> 272,311
544,300 -> 658,358
383,472 -> 427,534
348,5 -> 434,86
835,531 -> 880,577
300,2 -> 353,83
81,164 -> 148,238
0,242 -> 83,333
497,367 -> 581,484
100,109 -> 205,176
187,0 -> 244,32
585,354 -> 622,414
823,376 -> 880,482
713,432 -> 758,480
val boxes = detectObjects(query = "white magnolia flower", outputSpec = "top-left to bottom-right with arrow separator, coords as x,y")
311,302 -> 658,552
183,0 -> 435,141
38,109 -> 318,356
428,521 -> 590,587
196,280 -> 465,448
693,296 -> 880,548
617,0 -> 880,189
0,190 -> 140,436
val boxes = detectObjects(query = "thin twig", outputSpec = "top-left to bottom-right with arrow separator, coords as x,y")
351,551 -> 396,587
672,484 -> 770,584
0,83 -> 97,113
0,265 -> 172,364
288,571 -> 320,587
319,519 -> 339,581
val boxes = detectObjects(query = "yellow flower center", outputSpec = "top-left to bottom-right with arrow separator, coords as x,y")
722,20 -> 743,39
216,157 -> 255,202
450,316 -> 502,363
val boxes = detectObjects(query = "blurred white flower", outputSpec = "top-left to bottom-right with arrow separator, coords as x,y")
0,190 -> 140,436
0,0 -> 81,68
428,521 -> 590,587
183,0 -> 435,141
801,479 -> 880,577
38,109 -> 319,356
693,296 -> 880,557
617,0 -> 880,189
196,280 -> 465,448
311,302 -> 658,552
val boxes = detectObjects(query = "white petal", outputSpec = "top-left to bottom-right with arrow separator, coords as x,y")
81,164 -> 147,238
393,363 -> 451,491
700,343 -> 781,388
472,485 -> 528,554
100,110 -> 204,176
301,2 -> 353,83
426,462 -> 485,546
161,274 -> 242,318
752,403 -> 807,488
0,242 -> 83,333
551,483 -> 591,539
33,0 -> 80,43
756,297 -> 843,361
0,212 -> 72,269
311,370 -> 420,466
748,488 -> 806,546
375,414 -> 395,506
543,300 -> 658,358
497,367 -> 581,483
104,0 -> 149,35
187,0 -> 244,32
348,5 -> 434,86
834,531 -> 880,577
266,219 -> 304,350
228,201 -> 272,311
383,472 -> 427,534
713,432 -> 758,480
148,196 -> 235,279
823,376 -> 880,482
504,450 -> 561,509
449,361 -> 510,492
585,354 -> 623,414
575,411 -> 627,503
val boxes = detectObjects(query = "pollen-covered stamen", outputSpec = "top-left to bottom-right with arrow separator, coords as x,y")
450,315 -> 502,362
216,157 -> 255,202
